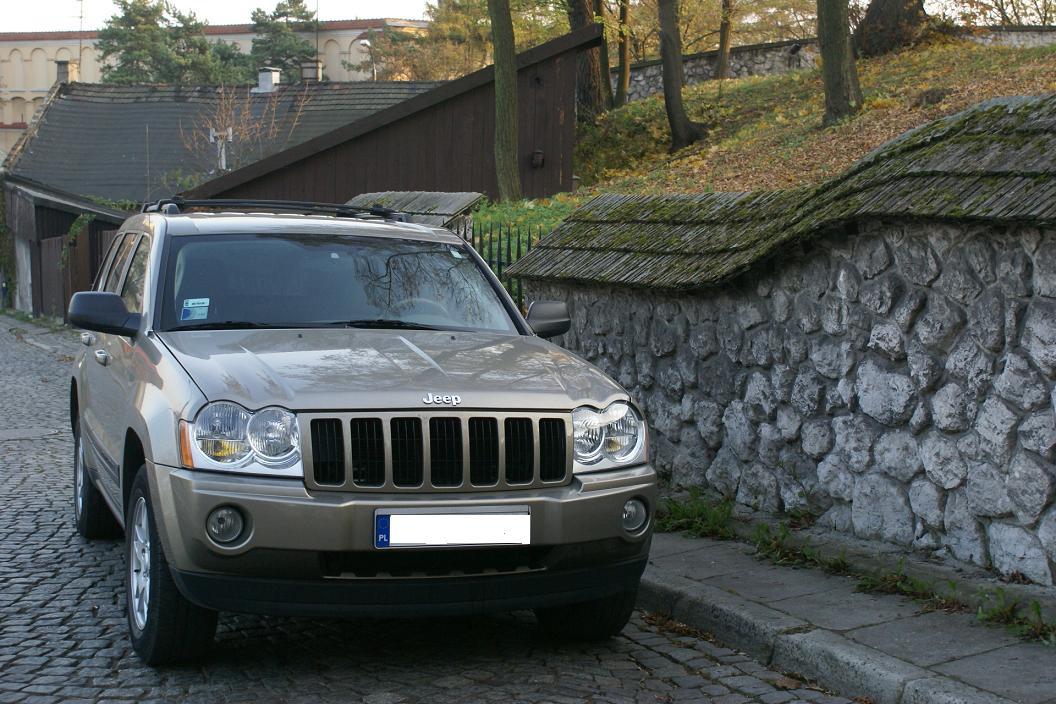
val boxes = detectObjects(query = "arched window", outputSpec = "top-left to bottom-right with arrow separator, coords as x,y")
7,50 -> 25,90
11,97 -> 27,124
30,48 -> 47,88
324,39 -> 342,80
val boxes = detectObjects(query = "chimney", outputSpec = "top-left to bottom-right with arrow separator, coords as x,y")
252,67 -> 282,93
300,59 -> 322,83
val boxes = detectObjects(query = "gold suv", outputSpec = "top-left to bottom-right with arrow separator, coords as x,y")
69,199 -> 657,665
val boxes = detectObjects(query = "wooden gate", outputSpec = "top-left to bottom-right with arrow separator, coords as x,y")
38,228 -> 119,321
39,236 -> 67,319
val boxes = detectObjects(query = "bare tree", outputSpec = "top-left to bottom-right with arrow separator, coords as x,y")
487,0 -> 522,201
715,0 -> 735,79
855,0 -> 927,56
817,0 -> 863,126
614,0 -> 632,107
173,84 -> 311,191
659,0 -> 706,151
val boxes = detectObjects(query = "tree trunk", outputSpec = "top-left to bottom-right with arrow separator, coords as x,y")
487,0 -> 522,201
594,0 -> 615,108
614,0 -> 631,107
817,0 -> 863,126
715,0 -> 734,79
658,0 -> 704,151
855,0 -> 927,57
566,0 -> 610,120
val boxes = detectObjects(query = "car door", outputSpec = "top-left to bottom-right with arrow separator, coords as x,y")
80,233 -> 129,486
84,232 -> 141,495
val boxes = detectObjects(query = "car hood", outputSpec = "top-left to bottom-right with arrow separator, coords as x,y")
158,328 -> 626,411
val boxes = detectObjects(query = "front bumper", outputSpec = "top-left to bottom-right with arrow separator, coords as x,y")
148,462 -> 657,615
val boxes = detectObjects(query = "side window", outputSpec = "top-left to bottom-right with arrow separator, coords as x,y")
121,237 -> 151,313
95,233 -> 128,291
104,234 -> 138,294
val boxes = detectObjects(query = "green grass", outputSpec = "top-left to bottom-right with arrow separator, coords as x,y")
655,489 -> 737,540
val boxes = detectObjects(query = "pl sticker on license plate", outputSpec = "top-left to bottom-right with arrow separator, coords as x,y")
375,507 -> 530,548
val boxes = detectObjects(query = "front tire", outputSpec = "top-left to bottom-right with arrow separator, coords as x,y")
535,589 -> 638,641
126,467 -> 217,665
73,426 -> 120,539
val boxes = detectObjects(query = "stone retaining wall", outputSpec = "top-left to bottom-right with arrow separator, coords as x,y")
527,219 -> 1056,586
615,26 -> 1056,103
613,40 -> 818,103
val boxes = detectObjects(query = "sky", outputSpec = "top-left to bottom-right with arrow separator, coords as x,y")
1,0 -> 431,32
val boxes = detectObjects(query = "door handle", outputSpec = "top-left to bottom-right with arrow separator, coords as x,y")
80,332 -> 96,346
93,350 -> 110,366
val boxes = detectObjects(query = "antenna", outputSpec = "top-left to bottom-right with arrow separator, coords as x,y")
145,124 -> 151,203
77,0 -> 84,66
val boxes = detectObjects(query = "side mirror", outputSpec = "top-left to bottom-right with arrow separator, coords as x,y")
525,300 -> 570,338
68,292 -> 140,338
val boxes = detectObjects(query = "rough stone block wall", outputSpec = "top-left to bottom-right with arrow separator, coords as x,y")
614,41 -> 819,103
527,220 -> 1056,586
614,27 -> 1056,104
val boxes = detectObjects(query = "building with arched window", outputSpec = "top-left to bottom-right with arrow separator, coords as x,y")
0,18 -> 427,159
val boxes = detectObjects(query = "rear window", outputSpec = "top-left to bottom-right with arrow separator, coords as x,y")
159,233 -> 517,334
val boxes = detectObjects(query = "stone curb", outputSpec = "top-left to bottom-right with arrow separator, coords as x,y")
638,570 -> 1016,704
638,571 -> 808,662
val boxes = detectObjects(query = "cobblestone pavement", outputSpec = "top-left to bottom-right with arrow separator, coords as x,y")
0,318 -> 852,704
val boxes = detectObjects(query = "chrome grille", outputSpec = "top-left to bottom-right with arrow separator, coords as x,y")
310,419 -> 344,486
504,418 -> 533,485
349,418 -> 384,487
390,418 -> 423,487
300,411 -> 571,492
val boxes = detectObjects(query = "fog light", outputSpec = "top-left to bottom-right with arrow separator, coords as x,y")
621,499 -> 648,533
206,506 -> 244,544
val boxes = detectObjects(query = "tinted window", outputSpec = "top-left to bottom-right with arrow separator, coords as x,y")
121,237 -> 151,313
104,234 -> 137,294
161,234 -> 516,333
95,233 -> 128,291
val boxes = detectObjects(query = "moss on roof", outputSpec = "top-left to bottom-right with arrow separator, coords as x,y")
508,94 -> 1056,290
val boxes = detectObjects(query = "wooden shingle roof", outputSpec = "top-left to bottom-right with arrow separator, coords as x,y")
345,191 -> 484,227
508,94 -> 1056,290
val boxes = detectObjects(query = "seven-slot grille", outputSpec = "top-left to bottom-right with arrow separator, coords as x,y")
301,412 -> 571,492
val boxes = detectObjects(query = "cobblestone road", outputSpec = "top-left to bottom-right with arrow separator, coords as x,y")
0,318 -> 851,704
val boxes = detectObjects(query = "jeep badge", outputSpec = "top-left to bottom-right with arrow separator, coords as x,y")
422,393 -> 462,406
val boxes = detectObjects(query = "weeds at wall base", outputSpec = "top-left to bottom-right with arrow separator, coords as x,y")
657,494 -> 1056,646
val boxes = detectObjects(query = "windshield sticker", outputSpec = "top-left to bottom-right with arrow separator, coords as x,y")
181,298 -> 209,322
180,306 -> 208,321
450,248 -> 464,259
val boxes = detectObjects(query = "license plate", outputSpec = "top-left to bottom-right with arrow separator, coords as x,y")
374,507 -> 530,549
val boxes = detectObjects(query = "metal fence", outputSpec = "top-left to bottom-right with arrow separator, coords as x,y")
458,223 -> 547,308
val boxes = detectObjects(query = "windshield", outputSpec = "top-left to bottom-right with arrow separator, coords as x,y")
159,233 -> 518,333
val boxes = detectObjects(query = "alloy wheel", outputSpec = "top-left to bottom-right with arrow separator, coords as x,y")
129,497 -> 151,632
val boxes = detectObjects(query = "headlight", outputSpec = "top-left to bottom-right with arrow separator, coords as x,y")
195,402 -> 252,464
189,402 -> 301,474
247,407 -> 298,461
572,402 -> 646,467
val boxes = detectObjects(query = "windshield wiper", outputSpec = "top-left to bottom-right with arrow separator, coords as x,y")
167,321 -> 312,331
343,319 -> 442,331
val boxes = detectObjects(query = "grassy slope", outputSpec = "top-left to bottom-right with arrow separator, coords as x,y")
472,36 -> 1056,232
577,36 -> 1056,195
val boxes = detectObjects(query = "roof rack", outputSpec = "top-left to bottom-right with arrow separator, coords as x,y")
141,197 -> 408,222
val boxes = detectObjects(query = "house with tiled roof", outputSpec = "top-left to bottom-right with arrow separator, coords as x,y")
0,18 -> 429,158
